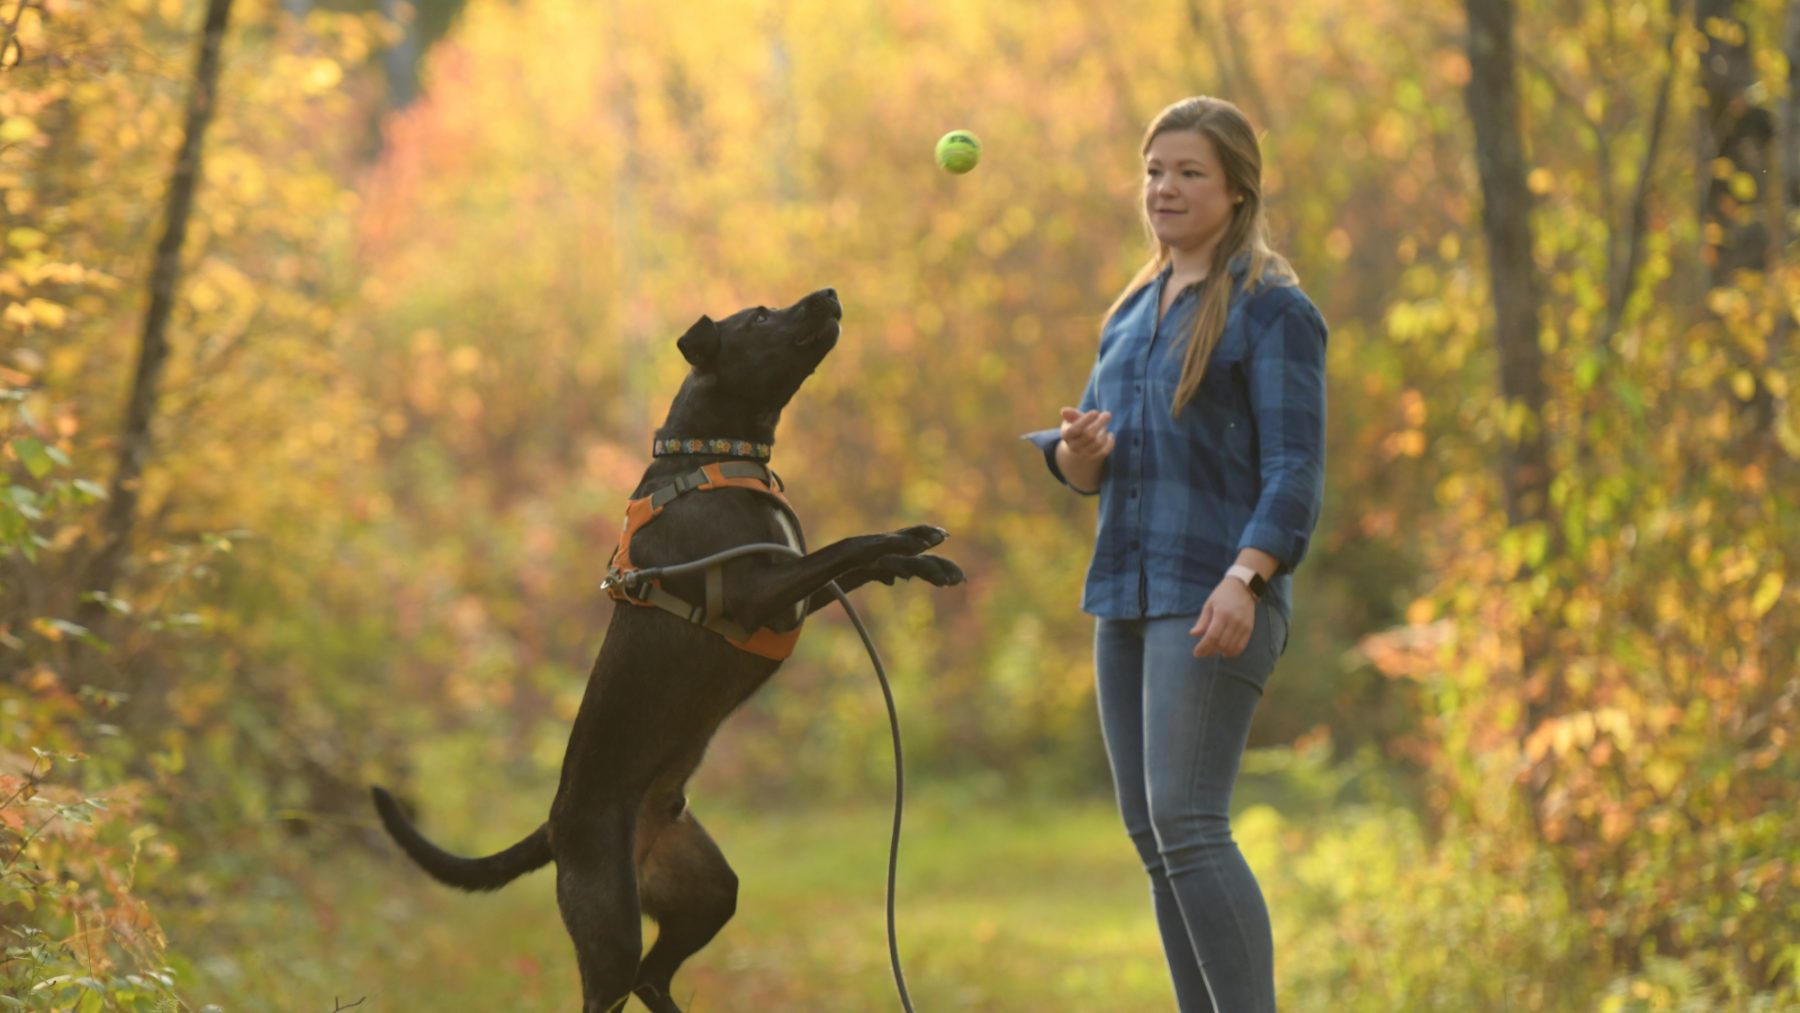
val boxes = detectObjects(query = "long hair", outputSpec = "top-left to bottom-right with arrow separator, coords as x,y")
1102,96 -> 1296,416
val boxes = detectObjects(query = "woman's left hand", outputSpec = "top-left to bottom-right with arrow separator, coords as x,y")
1189,579 -> 1257,658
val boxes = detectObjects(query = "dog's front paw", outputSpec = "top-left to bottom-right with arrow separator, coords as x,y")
909,554 -> 964,586
895,524 -> 949,552
875,553 -> 965,586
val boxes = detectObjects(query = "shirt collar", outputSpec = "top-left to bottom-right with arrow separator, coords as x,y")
1157,249 -> 1253,287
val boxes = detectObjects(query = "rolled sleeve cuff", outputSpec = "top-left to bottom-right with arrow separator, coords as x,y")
1236,517 -> 1309,575
1021,428 -> 1098,496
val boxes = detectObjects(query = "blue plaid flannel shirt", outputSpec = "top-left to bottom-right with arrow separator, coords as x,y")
1025,260 -> 1328,621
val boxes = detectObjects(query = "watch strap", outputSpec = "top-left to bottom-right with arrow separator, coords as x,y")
1226,564 -> 1267,600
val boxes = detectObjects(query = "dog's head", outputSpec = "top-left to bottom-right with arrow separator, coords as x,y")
671,288 -> 842,423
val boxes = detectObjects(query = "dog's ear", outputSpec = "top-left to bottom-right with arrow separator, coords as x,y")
677,315 -> 719,369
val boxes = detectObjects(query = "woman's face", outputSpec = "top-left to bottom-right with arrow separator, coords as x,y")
1142,130 -> 1238,259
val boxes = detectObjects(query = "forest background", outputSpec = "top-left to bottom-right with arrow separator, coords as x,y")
2,0 -> 1796,1009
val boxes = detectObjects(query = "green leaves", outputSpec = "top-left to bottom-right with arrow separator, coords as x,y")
9,437 -> 53,479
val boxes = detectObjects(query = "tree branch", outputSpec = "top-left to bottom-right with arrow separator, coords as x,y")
80,0 -> 235,633
1598,0 -> 1683,348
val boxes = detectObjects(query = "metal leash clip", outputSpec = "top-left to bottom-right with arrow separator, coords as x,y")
599,566 -> 649,600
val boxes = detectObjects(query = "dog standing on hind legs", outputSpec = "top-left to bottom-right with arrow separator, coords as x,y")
371,287 -> 965,1012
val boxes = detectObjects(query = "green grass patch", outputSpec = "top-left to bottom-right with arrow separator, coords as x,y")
159,753 -> 1726,1011
164,788 -> 1174,1011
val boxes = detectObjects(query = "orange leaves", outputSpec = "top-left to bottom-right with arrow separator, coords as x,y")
1356,618 -> 1455,683
1521,708 -> 1636,766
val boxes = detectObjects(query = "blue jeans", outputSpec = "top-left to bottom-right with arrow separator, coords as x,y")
1094,604 -> 1287,1012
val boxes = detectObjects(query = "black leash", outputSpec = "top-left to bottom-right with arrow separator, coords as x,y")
625,544 -> 916,1012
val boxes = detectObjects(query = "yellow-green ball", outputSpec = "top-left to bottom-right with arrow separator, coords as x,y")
935,130 -> 982,174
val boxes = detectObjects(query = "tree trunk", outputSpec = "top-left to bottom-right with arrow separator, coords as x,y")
1784,0 -> 1800,209
81,0 -> 235,630
1463,0 -> 1551,530
380,0 -> 422,109
1463,0 -> 1593,941
1695,0 -> 1786,447
1775,0 -> 1800,452
1696,0 -> 1772,281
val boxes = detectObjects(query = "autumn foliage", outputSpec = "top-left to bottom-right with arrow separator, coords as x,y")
2,0 -> 1796,1008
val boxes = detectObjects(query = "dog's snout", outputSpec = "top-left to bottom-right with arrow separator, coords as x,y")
792,289 -> 843,347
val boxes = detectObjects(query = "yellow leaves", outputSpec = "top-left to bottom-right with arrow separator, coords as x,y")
6,227 -> 46,252
1405,598 -> 1435,625
27,298 -> 66,328
1370,111 -> 1410,160
302,58 -> 344,96
1763,368 -> 1790,399
1715,548 -> 1758,585
1382,429 -> 1426,459
448,346 -> 482,376
1749,572 -> 1784,618
28,617 -> 90,643
1701,16 -> 1747,48
1705,285 -> 1749,318
1730,369 -> 1757,400
0,298 -> 64,330
0,117 -> 37,144
1526,709 -> 1632,763
1384,296 -> 1455,346
1526,167 -> 1555,195
1643,757 -> 1685,797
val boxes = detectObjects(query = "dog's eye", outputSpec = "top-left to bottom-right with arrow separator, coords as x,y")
751,309 -> 770,325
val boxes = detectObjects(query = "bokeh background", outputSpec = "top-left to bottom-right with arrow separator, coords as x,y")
3,0 -> 1796,1009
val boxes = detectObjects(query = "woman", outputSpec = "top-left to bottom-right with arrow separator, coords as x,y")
1026,96 -> 1327,1011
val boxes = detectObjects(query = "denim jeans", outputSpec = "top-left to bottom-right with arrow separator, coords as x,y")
1094,603 -> 1288,1013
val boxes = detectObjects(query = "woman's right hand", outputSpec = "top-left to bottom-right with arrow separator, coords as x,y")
1055,407 -> 1113,493
1059,406 -> 1115,463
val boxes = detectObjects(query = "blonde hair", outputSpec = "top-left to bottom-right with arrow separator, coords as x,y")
1103,96 -> 1296,416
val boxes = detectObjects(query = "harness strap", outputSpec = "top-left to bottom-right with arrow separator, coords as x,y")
706,566 -> 725,622
605,461 -> 803,661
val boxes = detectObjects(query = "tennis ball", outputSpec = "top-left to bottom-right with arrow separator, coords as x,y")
935,130 -> 982,174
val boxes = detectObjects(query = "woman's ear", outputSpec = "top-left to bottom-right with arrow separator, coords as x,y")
677,315 -> 719,369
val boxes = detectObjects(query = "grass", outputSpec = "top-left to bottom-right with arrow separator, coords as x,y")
166,786 -> 1179,1011
160,752 -> 1656,1012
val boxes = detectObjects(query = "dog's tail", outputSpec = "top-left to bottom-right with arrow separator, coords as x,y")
370,785 -> 553,892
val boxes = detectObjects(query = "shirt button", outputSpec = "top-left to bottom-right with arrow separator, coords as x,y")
1129,540 -> 1140,550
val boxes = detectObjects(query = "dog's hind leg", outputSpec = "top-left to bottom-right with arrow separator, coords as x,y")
632,804 -> 739,1013
552,802 -> 645,1013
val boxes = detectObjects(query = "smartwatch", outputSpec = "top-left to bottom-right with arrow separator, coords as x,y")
1226,564 -> 1267,600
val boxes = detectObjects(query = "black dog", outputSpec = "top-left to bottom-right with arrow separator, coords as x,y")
371,288 -> 964,1012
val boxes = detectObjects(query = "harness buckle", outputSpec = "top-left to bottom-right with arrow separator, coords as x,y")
601,566 -> 649,600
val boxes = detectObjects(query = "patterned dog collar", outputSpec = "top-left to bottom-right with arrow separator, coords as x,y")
652,437 -> 773,460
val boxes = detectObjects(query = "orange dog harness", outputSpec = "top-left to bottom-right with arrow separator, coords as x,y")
602,461 -> 804,660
